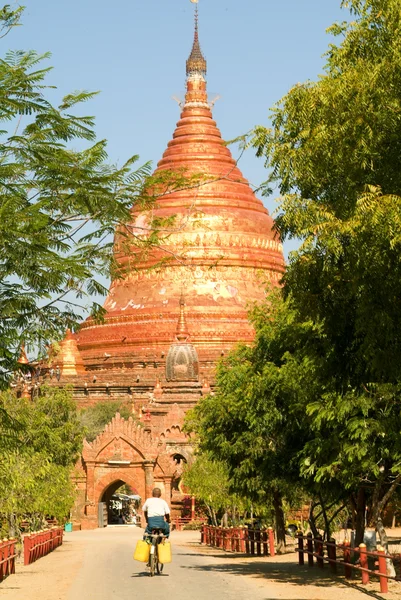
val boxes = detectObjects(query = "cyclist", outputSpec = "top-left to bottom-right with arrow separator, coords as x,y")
142,488 -> 170,538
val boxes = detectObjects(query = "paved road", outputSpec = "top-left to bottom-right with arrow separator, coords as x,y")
67,526 -> 269,600
1,526 -> 398,600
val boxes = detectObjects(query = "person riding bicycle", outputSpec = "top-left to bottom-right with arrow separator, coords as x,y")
142,487 -> 170,538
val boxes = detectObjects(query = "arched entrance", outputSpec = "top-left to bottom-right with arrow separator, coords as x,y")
99,479 -> 141,527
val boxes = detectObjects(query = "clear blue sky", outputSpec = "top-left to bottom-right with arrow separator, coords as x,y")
13,0 -> 348,257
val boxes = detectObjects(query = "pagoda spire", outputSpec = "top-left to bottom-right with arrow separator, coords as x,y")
17,343 -> 29,365
186,1 -> 207,78
176,293 -> 190,342
184,1 -> 208,110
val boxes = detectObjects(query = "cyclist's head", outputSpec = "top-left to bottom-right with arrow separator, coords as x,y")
152,488 -> 162,498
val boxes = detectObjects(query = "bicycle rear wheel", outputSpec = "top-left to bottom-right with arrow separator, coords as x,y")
149,550 -> 156,577
156,559 -> 164,574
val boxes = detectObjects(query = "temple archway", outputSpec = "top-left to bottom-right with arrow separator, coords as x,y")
99,478 -> 141,526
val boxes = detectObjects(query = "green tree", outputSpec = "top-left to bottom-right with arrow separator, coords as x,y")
227,0 -> 401,552
78,400 -> 134,442
251,0 -> 401,213
182,453 -> 245,527
0,387 -> 85,537
0,5 -> 198,384
185,291 -> 314,549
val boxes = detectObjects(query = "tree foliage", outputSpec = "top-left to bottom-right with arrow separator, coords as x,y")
251,0 -> 401,213
0,5 -> 201,385
190,0 -> 401,551
78,400 -> 134,442
0,387 -> 85,536
182,454 -> 229,526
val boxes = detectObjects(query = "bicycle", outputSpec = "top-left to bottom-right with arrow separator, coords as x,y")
144,528 -> 167,577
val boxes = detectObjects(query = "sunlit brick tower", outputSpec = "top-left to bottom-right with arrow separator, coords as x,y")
57,4 -> 285,529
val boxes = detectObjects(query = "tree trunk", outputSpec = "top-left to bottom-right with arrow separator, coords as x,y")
272,489 -> 286,553
7,513 -> 16,539
319,493 -> 330,541
206,504 -> 214,526
354,486 -> 366,547
370,474 -> 401,577
308,501 -> 319,538
376,514 -> 396,577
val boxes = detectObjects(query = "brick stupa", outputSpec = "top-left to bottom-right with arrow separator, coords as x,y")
54,6 -> 285,529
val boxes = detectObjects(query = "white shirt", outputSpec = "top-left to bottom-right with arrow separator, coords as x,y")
142,497 -> 170,518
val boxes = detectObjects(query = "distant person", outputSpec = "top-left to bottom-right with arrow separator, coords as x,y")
142,488 -> 170,537
55,365 -> 61,381
49,367 -> 54,380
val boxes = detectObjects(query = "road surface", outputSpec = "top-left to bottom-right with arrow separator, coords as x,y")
0,526 -> 398,600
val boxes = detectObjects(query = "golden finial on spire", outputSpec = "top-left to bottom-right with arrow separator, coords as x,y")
186,0 -> 207,77
176,292 -> 190,342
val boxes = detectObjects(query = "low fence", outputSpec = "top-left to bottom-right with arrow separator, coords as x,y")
297,532 -> 399,594
201,525 -> 275,557
24,527 -> 63,566
172,517 -> 206,531
0,539 -> 17,582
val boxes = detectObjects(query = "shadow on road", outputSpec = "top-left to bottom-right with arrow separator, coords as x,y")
179,554 -> 350,588
131,572 -> 170,578
178,552 -> 393,599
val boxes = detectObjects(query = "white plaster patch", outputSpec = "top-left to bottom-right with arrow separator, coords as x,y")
121,300 -> 145,311
104,300 -> 117,311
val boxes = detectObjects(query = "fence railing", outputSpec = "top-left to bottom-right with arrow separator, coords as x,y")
23,527 -> 63,566
297,532 -> 399,594
172,517 -> 206,531
201,525 -> 275,557
0,538 -> 17,582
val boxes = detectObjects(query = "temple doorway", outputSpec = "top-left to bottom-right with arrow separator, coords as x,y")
99,480 -> 141,527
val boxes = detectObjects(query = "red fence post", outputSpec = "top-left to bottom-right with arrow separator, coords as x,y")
228,527 -> 232,551
315,534 -> 324,568
377,546 -> 388,594
39,531 -> 43,560
0,541 -> 4,582
239,528 -> 245,553
24,535 -> 30,566
3,539 -> 9,578
33,532 -> 39,563
223,528 -> 229,551
10,539 -> 16,575
307,532 -> 314,567
250,528 -> 255,555
267,527 -> 275,558
328,538 -> 337,574
297,532 -> 304,566
245,528 -> 250,554
343,540 -> 352,579
256,528 -> 262,556
262,529 -> 268,556
230,527 -> 236,552
232,527 -> 238,552
359,544 -> 369,585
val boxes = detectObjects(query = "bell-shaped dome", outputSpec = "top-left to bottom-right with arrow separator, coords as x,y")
166,296 -> 199,382
75,12 -> 285,377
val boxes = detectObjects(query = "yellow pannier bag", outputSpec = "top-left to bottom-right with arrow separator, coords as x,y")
133,540 -> 150,562
158,540 -> 172,564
